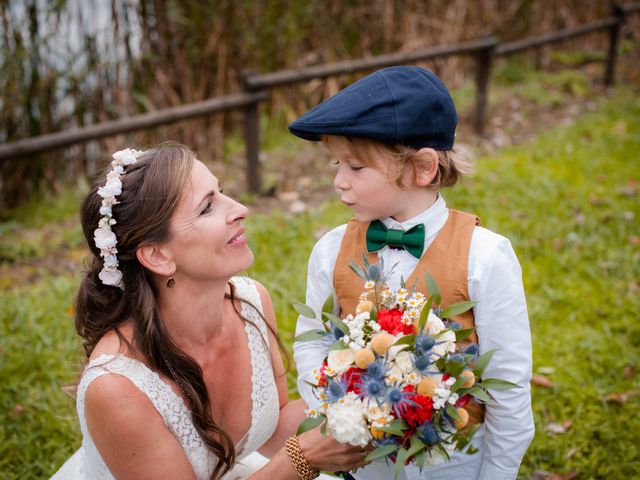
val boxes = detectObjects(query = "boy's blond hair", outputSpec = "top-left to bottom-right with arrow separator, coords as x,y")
324,136 -> 474,189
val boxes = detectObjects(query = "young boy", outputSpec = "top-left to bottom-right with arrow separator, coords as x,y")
289,67 -> 534,480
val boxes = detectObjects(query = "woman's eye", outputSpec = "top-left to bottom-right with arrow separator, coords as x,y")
201,201 -> 213,215
350,165 -> 364,171
331,160 -> 339,166
218,185 -> 224,194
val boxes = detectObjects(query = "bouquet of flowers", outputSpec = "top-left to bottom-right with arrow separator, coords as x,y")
294,256 -> 517,476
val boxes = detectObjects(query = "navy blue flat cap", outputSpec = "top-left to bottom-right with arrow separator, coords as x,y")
288,66 -> 457,150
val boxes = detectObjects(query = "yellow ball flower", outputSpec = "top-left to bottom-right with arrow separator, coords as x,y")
356,300 -> 374,313
460,369 -> 475,388
417,377 -> 438,397
371,333 -> 395,356
355,349 -> 375,369
454,407 -> 469,430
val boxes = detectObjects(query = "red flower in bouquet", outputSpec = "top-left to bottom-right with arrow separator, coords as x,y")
344,367 -> 364,395
401,385 -> 434,429
378,308 -> 415,335
455,394 -> 472,409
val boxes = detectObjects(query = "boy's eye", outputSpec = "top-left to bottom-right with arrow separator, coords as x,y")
201,201 -> 213,215
350,165 -> 364,171
218,185 -> 224,193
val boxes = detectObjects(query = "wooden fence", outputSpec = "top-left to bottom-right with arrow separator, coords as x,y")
1,3 -> 638,194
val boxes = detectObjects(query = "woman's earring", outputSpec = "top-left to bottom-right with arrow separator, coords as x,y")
166,274 -> 176,289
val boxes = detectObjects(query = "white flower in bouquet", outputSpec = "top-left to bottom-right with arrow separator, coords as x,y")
365,402 -> 392,422
394,351 -> 415,373
326,392 -> 371,447
327,348 -> 356,374
425,310 -> 446,335
433,329 -> 457,356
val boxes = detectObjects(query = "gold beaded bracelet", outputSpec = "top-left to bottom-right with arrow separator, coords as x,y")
285,435 -> 320,480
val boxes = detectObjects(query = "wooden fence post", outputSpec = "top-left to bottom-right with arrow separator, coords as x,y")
605,5 -> 625,87
242,70 -> 263,194
473,38 -> 497,137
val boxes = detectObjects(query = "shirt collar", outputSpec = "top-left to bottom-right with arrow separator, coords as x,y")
382,193 -> 447,232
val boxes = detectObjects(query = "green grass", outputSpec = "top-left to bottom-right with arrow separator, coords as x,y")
1,86 -> 639,479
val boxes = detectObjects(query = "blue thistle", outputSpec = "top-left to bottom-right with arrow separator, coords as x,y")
418,422 -> 440,445
464,344 -> 479,355
326,376 -> 348,403
366,360 -> 387,382
414,354 -> 432,373
415,335 -> 436,354
386,384 -> 416,416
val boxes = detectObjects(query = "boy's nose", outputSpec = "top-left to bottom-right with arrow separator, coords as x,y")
333,171 -> 350,191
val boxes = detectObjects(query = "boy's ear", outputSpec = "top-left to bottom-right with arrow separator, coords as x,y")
136,244 -> 175,277
412,148 -> 439,187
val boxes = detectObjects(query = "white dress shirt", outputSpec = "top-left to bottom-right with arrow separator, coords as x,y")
293,195 -> 534,480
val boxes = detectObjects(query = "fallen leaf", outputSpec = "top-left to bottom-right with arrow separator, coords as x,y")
532,374 -> 555,388
602,390 -> 639,404
546,420 -> 572,434
628,236 -> 640,245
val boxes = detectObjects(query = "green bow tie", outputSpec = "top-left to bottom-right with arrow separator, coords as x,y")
365,220 -> 425,259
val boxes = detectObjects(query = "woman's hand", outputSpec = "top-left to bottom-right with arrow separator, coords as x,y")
298,428 -> 371,472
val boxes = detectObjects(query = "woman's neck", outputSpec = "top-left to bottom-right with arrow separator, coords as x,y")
156,278 -> 230,351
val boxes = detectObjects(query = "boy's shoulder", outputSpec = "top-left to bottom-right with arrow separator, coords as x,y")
470,224 -> 521,274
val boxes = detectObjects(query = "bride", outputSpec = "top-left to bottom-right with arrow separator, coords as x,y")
52,143 -> 368,479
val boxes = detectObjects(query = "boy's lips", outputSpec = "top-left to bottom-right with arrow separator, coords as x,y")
341,200 -> 356,208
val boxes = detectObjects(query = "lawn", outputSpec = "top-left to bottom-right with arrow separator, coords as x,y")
1,86 -> 639,479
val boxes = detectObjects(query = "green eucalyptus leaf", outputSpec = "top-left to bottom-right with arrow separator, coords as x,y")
364,444 -> 399,462
292,302 -> 317,319
445,403 -> 461,421
393,334 -> 416,347
479,377 -> 520,391
294,329 -> 326,343
296,415 -> 325,435
328,341 -> 350,351
322,312 -> 349,335
467,385 -> 497,406
407,436 -> 426,458
454,328 -> 476,342
425,271 -> 441,305
440,301 -> 477,319
472,349 -> 498,377
322,294 -> 335,314
418,300 -> 432,333
394,448 -> 408,478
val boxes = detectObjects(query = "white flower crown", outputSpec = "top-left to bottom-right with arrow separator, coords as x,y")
94,148 -> 145,289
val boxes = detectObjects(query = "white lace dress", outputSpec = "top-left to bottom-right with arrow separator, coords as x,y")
52,277 -> 280,480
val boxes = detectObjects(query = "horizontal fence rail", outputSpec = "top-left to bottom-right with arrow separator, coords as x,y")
0,92 -> 268,161
244,37 -> 499,90
1,3 -> 638,194
495,17 -> 620,56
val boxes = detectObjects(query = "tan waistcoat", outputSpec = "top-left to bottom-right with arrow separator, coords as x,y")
333,209 -> 485,425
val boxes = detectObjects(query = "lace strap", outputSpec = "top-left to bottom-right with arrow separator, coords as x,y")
231,276 -> 269,347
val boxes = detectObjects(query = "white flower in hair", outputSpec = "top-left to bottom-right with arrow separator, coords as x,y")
94,147 -> 145,290
112,148 -> 142,165
94,228 -> 118,249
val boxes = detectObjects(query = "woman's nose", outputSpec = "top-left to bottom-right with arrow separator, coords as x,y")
227,197 -> 249,223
